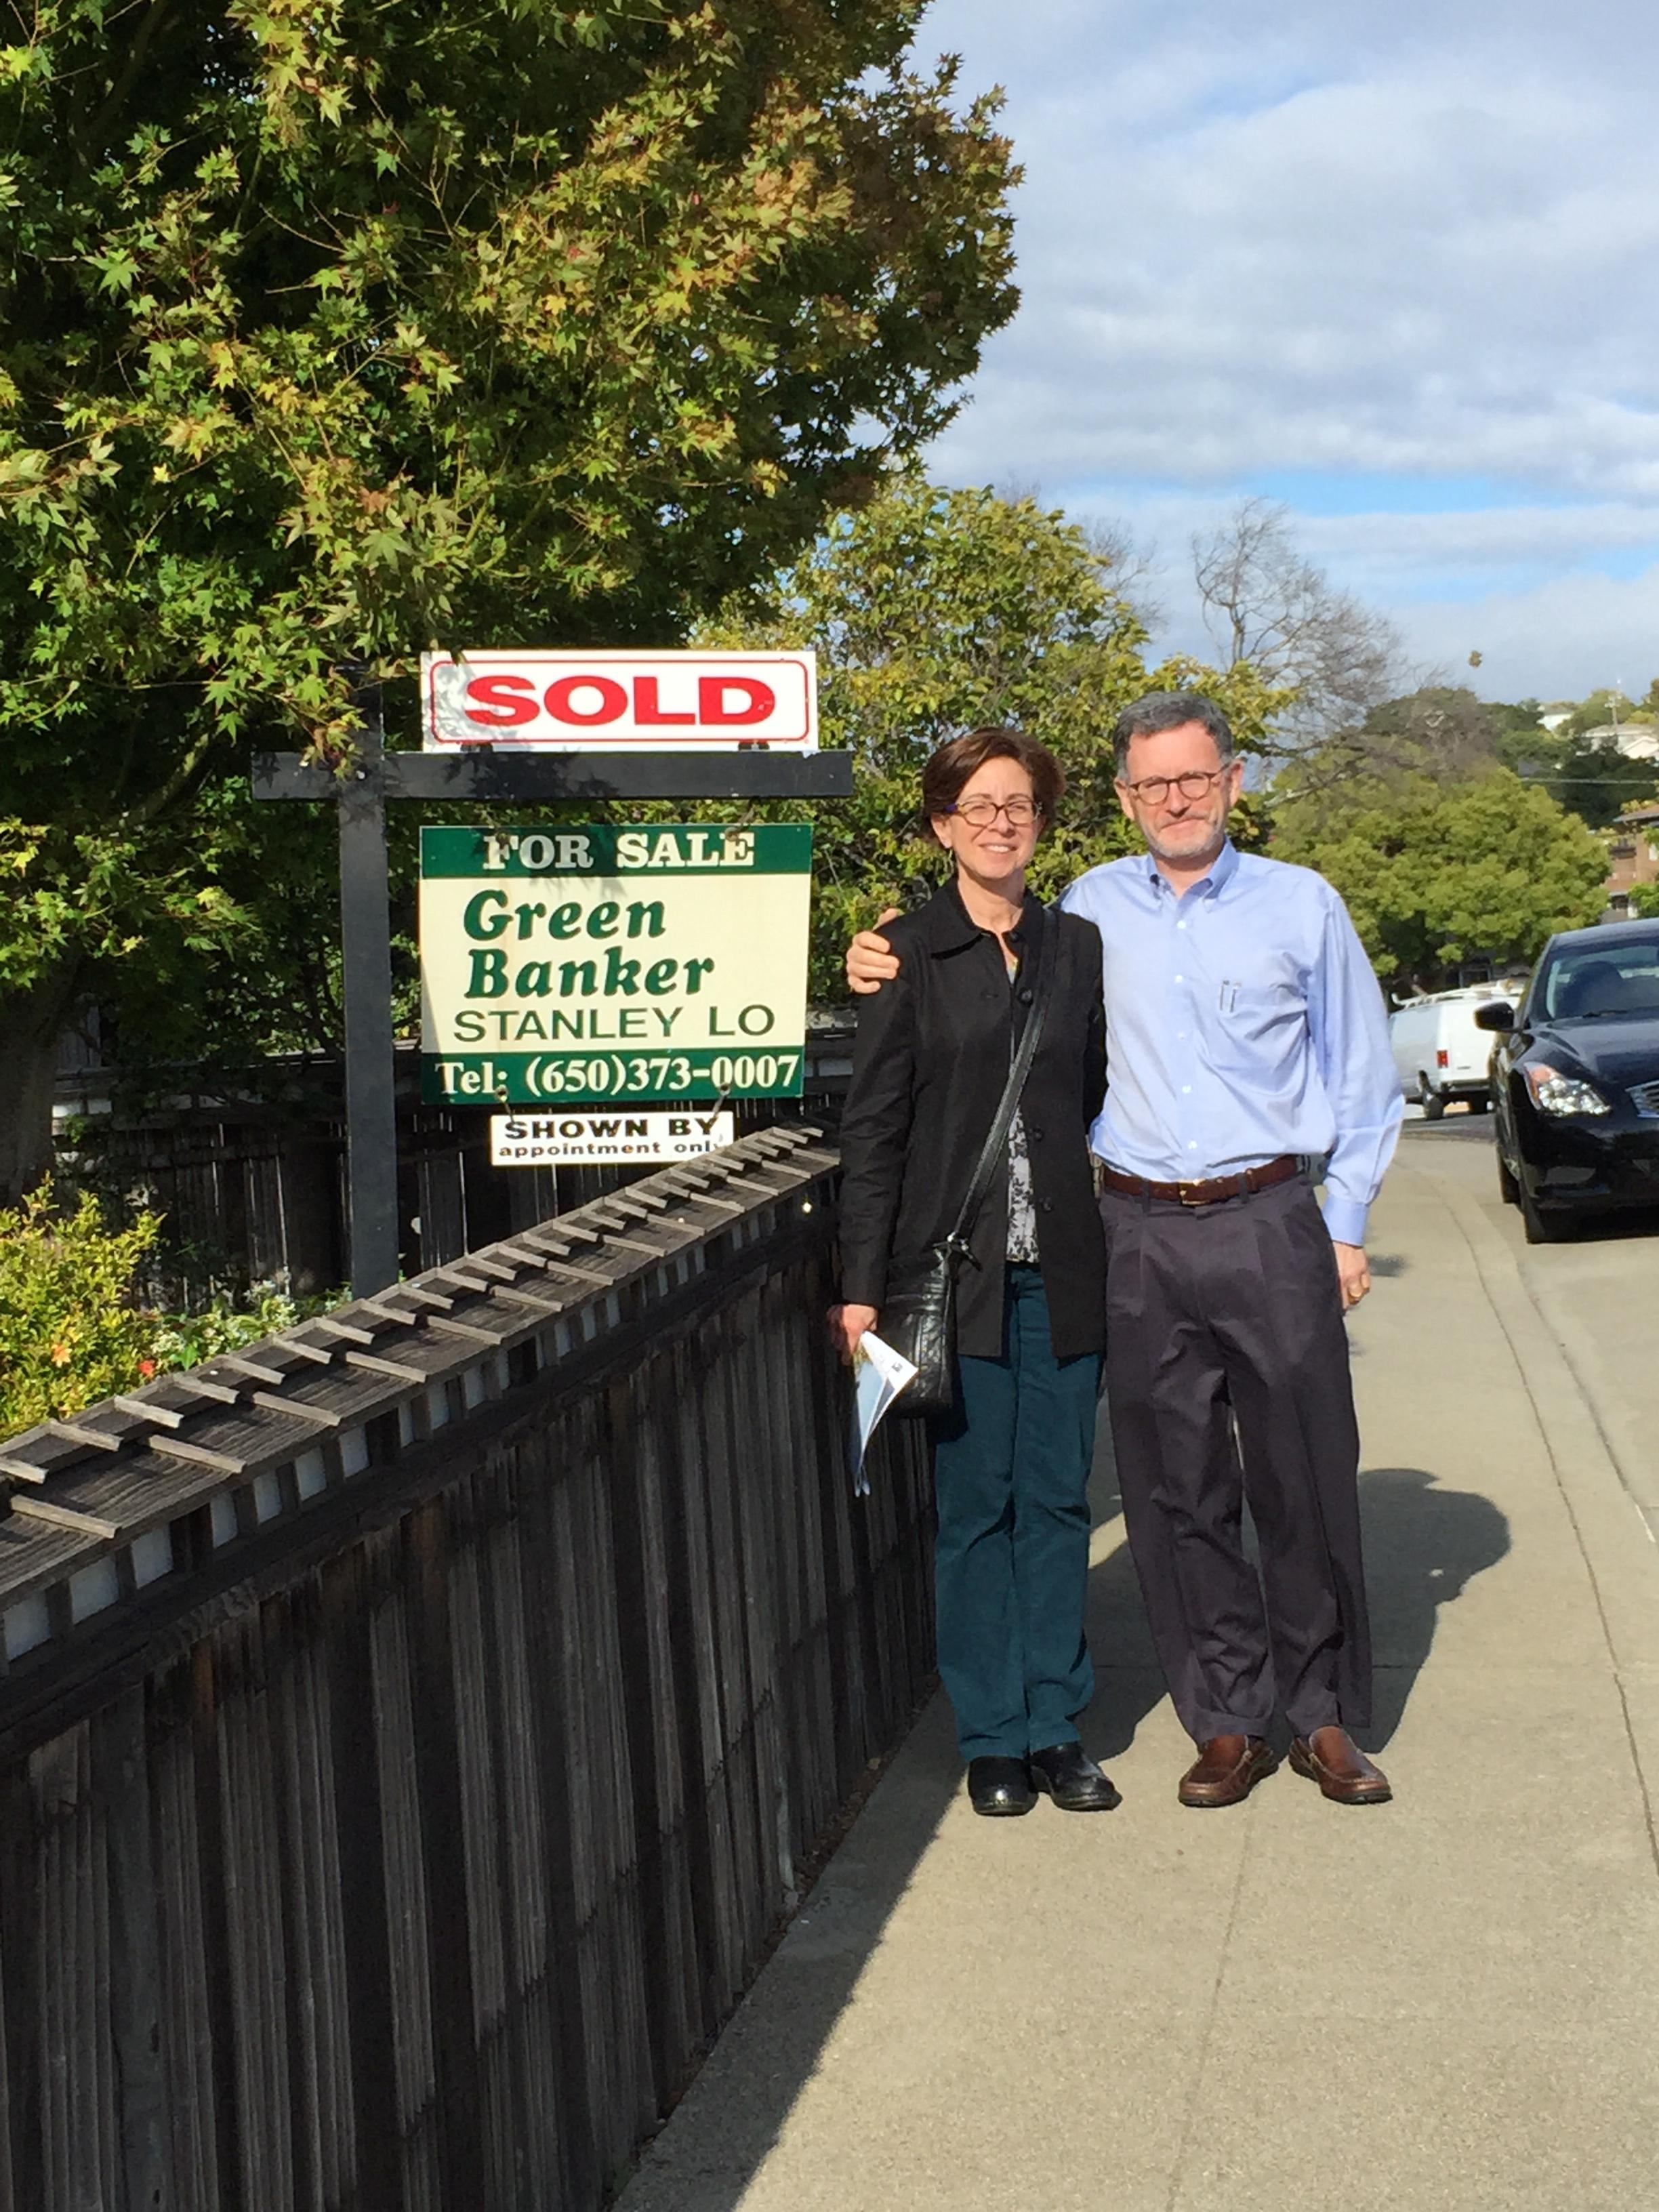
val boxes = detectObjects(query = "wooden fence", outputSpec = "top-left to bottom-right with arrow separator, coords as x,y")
0,1128 -> 933,2211
54,1032 -> 857,1304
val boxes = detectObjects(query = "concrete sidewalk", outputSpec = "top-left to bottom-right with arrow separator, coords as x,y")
618,1145 -> 1659,2212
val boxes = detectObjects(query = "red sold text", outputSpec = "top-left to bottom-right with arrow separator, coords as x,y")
422,651 -> 817,750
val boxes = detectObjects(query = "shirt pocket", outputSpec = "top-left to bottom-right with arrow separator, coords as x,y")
1207,980 -> 1306,1073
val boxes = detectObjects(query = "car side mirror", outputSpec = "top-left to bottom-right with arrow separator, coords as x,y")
1473,1001 -> 1515,1033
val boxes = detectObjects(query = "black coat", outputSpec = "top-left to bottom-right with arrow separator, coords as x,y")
836,881 -> 1108,1361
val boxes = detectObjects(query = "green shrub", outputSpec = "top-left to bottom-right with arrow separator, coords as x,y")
0,1185 -> 344,1439
0,1184 -> 163,1431
148,1286 -> 327,1370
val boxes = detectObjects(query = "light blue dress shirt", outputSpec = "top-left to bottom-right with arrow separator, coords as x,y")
1059,840 -> 1404,1246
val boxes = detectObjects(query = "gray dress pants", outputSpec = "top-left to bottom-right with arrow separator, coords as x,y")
1100,1172 -> 1372,1742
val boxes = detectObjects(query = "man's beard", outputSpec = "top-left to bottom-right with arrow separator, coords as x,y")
1144,817 -> 1225,860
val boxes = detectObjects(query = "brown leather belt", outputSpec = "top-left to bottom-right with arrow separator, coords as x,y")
1097,1153 -> 1302,1208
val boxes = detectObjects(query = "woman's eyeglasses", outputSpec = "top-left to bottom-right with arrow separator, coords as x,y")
1118,768 -> 1229,804
947,797 -> 1044,827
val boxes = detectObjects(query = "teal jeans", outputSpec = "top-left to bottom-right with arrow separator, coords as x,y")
930,1267 -> 1100,1760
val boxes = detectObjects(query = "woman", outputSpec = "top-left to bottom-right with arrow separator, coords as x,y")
830,728 -> 1113,1816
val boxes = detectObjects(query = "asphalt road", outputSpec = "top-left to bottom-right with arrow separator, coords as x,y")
1398,1107 -> 1659,1541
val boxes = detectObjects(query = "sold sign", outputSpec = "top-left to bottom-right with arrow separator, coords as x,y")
422,650 -> 817,752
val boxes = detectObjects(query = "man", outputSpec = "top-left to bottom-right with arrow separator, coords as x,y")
846,691 -> 1404,1807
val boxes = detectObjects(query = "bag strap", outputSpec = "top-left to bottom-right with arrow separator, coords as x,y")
944,906 -> 1060,1255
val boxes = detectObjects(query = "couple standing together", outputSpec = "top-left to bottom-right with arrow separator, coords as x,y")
830,691 -> 1404,1816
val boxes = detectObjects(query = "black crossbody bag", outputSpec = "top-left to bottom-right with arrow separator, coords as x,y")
880,916 -> 1057,1418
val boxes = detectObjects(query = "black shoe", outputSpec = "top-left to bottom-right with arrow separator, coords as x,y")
1028,1741 -> 1122,1811
967,1756 -> 1036,1816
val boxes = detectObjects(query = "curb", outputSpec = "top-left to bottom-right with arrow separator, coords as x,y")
1416,1159 -> 1659,1875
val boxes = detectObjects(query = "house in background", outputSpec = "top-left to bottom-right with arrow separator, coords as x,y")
1603,802 -> 1659,920
1580,720 -> 1659,763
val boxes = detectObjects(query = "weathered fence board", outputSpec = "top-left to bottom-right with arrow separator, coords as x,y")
0,1128 -> 932,2212
55,1033 -> 855,1305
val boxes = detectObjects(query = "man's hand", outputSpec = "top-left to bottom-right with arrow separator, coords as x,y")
829,1302 -> 878,1363
846,907 -> 902,996
1332,1242 -> 1371,1310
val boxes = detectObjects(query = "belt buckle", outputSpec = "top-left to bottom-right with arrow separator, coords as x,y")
1176,1178 -> 1212,1207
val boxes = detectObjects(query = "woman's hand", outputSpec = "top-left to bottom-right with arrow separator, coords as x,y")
828,1302 -> 878,1362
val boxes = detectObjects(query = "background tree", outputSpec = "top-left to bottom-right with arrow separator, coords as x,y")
0,0 -> 1019,1197
1273,679 -> 1659,832
1507,733 -> 1659,831
1192,497 -> 1408,757
1272,769 -> 1608,992
1561,687 -> 1645,742
1484,697 -> 1547,763
1259,682 -> 1523,808
1478,689 -> 1659,829
699,476 -> 1288,994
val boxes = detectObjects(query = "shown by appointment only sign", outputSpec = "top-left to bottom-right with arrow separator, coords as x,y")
419,824 -> 813,1107
490,1109 -> 737,1167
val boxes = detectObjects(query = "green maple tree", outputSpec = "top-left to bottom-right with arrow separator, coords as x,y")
0,0 -> 1017,1194
1272,769 -> 1609,990
696,476 -> 1288,995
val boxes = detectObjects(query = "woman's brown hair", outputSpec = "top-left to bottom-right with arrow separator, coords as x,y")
920,726 -> 1065,827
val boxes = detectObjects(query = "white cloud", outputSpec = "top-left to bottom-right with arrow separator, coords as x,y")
1057,483 -> 1659,700
1294,506 -> 1659,591
1395,565 -> 1659,703
916,1 -> 1659,695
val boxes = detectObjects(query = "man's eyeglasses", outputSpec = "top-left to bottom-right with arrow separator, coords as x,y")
1119,766 -> 1232,805
946,796 -> 1045,827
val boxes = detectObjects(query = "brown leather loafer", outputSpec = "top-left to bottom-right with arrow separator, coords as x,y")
1178,1734 -> 1277,1808
1288,1726 -> 1392,1805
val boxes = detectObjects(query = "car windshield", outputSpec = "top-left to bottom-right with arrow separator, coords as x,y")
1537,935 -> 1659,1020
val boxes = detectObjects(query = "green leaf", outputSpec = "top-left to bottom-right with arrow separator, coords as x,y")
0,3 -> 1021,1172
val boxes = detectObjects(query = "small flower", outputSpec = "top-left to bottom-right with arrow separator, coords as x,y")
138,1357 -> 157,1379
49,1343 -> 71,1367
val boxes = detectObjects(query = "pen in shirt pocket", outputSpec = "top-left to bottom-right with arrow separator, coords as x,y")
1218,980 -> 1241,1015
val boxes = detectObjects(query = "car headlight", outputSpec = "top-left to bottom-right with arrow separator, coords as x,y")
1525,1064 -> 1612,1116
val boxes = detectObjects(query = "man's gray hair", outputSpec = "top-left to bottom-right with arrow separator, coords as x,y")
1111,691 -> 1235,777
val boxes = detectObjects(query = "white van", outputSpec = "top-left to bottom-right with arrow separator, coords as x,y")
1388,983 -> 1519,1118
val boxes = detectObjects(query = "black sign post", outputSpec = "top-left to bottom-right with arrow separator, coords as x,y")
332,677 -> 401,1295
253,699 -> 852,1295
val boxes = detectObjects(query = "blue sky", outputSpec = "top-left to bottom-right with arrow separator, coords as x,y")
916,0 -> 1659,704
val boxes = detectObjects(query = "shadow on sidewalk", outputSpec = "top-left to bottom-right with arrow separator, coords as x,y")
1082,1500 -> 1170,1763
1360,1465 -> 1511,1748
1078,1409 -> 1168,1763
1080,1448 -> 1513,1763
619,1410 -> 1142,2211
617,1695 -> 966,2211
621,1456 -> 1509,2209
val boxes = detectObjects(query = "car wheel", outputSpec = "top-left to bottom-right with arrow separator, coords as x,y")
1469,1094 -> 1491,1114
1418,1076 -> 1446,1122
1519,1178 -> 1572,1244
1497,1147 -> 1519,1205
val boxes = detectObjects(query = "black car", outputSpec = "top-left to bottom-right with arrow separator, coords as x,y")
1476,918 -> 1659,1242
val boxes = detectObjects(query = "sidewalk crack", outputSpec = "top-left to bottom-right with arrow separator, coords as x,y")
1162,1813 -> 1253,2212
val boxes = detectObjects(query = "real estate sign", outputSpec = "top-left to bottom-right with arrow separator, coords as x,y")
419,823 -> 813,1107
421,649 -> 817,752
489,1109 -> 737,1166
